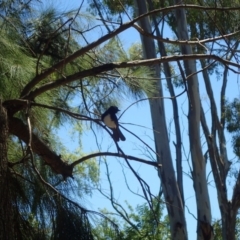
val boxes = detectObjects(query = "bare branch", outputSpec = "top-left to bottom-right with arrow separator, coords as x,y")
133,24 -> 240,46
71,151 -> 161,168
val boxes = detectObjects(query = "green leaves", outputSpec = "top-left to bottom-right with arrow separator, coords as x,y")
98,39 -> 157,99
93,197 -> 170,240
225,98 -> 240,158
0,32 -> 36,99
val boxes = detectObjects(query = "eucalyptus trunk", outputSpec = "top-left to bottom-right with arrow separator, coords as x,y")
135,1 -> 187,239
174,3 -> 212,240
200,55 -> 238,240
148,0 -> 184,204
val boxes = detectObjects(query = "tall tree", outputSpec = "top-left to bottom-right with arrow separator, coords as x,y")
2,0 -> 240,239
0,0 -> 157,238
134,1 -> 187,239
174,2 -> 212,239
87,0 -> 240,239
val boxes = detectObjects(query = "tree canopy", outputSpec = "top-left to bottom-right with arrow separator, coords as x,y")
1,0 -> 240,239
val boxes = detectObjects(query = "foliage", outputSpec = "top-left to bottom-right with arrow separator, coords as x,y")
225,98 -> 240,158
93,197 -> 170,240
87,0 -> 134,18
1,0 -> 159,238
212,216 -> 240,240
0,1 -> 123,238
122,199 -> 170,240
86,0 -> 240,239
2,0 -> 240,239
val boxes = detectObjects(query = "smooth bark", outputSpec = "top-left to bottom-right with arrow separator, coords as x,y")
174,3 -> 212,240
200,43 -> 239,239
148,0 -> 184,204
135,1 -> 187,239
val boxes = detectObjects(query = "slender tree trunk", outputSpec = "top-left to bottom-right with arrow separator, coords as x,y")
0,100 -> 15,239
219,50 -> 239,240
148,0 -> 184,205
174,3 -> 213,240
199,38 -> 240,240
200,60 -> 231,240
135,1 -> 187,239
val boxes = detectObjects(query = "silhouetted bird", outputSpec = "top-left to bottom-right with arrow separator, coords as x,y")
101,106 -> 126,142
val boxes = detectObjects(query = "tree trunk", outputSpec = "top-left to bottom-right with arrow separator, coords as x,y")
135,1 -> 187,239
174,3 -> 213,240
148,0 -> 184,205
0,100 -> 15,239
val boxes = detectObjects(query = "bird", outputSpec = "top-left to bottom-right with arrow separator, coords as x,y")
101,106 -> 126,142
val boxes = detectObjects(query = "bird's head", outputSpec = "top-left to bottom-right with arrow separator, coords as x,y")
109,106 -> 120,113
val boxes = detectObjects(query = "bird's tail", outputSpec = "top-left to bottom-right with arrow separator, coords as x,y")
112,128 -> 126,142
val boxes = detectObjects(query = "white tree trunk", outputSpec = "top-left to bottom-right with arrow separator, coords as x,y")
174,3 -> 213,240
135,1 -> 187,239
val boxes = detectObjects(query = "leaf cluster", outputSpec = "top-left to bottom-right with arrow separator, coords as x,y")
225,98 -> 240,158
87,0 -> 134,18
93,197 -> 170,240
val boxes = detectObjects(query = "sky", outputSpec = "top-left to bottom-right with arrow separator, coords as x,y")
44,0 -> 240,239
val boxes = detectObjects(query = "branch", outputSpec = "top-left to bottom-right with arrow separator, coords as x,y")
30,152 -> 120,232
20,4 -> 240,97
20,19 -> 136,97
98,161 -> 141,233
133,24 -> 240,46
23,54 -> 240,100
71,151 -> 161,168
8,117 -> 73,178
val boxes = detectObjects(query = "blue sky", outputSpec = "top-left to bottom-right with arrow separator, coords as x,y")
45,0 -> 240,238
